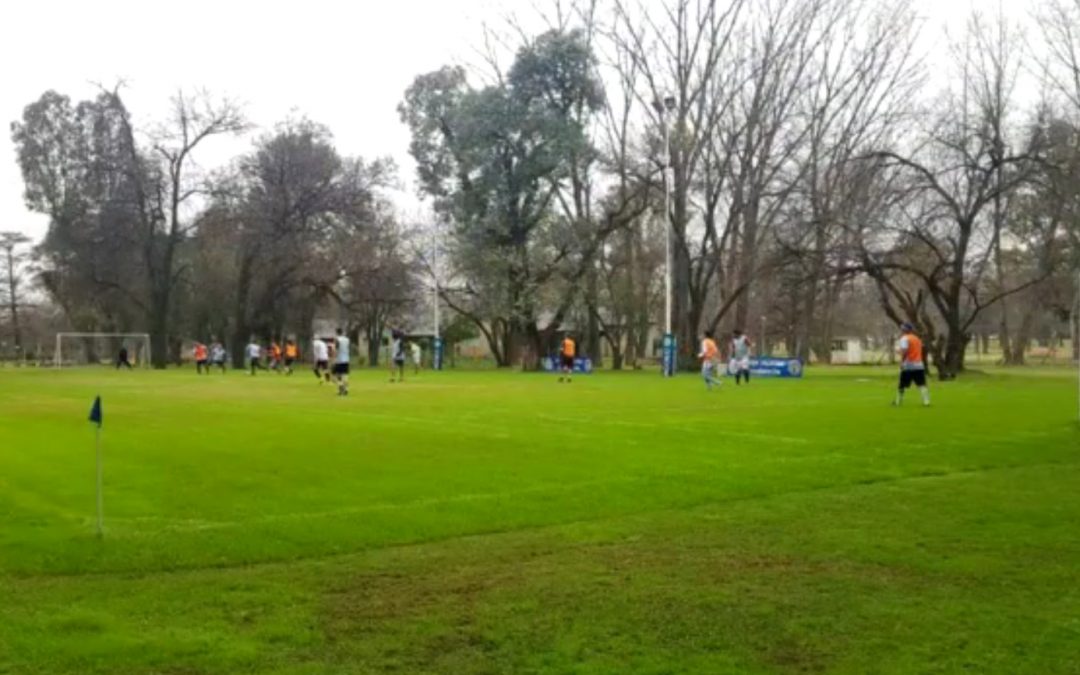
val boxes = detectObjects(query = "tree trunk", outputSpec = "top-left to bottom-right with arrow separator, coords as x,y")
367,334 -> 381,367
733,197 -> 760,334
671,163 -> 695,371
149,285 -> 170,369
938,329 -> 967,380
585,268 -> 601,364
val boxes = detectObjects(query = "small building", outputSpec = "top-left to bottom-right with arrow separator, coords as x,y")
830,337 -> 864,365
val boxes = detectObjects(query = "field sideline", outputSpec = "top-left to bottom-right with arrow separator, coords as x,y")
1,366 -> 1078,674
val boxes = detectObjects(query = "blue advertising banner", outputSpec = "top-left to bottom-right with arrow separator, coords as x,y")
727,357 -> 803,378
542,356 -> 594,373
661,333 -> 676,377
433,337 -> 444,371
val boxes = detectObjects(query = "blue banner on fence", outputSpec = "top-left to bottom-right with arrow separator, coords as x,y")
728,357 -> 803,378
542,356 -> 593,374
433,337 -> 444,371
661,333 -> 676,377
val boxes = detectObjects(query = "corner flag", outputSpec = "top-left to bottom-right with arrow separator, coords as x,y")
89,396 -> 102,427
88,395 -> 103,536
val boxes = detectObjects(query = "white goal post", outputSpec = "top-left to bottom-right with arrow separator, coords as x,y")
54,333 -> 152,368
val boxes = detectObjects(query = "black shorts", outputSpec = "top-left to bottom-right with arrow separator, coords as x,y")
285,358 -> 295,367
315,360 -> 328,370
196,359 -> 208,367
899,369 -> 927,389
332,363 -> 350,376
393,357 -> 405,366
561,355 -> 575,370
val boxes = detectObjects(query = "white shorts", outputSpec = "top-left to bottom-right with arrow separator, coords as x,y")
702,361 -> 716,377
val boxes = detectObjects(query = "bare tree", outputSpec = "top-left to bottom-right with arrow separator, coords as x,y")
611,0 -> 746,364
857,10 -> 1046,379
0,232 -> 32,358
783,0 -> 922,362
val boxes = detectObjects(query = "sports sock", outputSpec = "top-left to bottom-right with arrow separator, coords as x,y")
920,386 -> 930,406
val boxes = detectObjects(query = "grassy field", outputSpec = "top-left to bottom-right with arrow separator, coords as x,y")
1,365 -> 1078,674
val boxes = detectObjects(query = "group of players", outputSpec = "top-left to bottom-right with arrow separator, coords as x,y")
697,329 -> 755,390
189,328 -> 423,397
188,321 -> 932,406
696,322 -> 931,406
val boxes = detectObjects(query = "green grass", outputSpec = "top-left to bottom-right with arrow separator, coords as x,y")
1,365 -> 1078,674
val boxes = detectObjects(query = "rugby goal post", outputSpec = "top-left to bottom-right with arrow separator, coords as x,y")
54,332 -> 152,368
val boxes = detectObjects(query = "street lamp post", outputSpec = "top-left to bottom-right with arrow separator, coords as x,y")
432,218 -> 444,371
656,95 -> 677,377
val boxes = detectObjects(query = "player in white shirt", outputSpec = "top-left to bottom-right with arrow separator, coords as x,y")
312,337 -> 330,383
210,340 -> 227,373
410,341 -> 422,374
245,339 -> 262,376
730,330 -> 753,385
333,328 -> 351,396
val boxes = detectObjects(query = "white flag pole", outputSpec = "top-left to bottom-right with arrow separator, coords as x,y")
95,425 -> 103,537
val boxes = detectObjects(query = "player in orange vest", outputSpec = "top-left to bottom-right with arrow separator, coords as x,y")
558,334 -> 576,383
894,322 -> 930,407
698,330 -> 721,390
284,339 -> 299,375
193,342 -> 209,375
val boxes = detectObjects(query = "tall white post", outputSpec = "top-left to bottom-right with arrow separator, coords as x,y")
433,222 -> 440,340
95,426 -> 103,537
663,114 -> 672,338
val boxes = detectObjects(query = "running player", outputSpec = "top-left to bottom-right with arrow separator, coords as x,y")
410,341 -> 422,374
698,330 -> 721,390
333,328 -> 350,396
269,341 -> 283,373
894,322 -> 931,407
193,341 -> 209,374
730,329 -> 753,385
312,336 -> 330,383
245,338 -> 262,375
389,329 -> 406,383
210,339 -> 227,373
284,339 -> 298,375
558,333 -> 576,383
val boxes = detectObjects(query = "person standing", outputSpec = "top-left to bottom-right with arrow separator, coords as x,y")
333,328 -> 351,396
894,322 -> 931,407
116,345 -> 133,370
246,339 -> 262,376
312,336 -> 330,383
558,334 -> 576,383
698,331 -> 721,390
730,330 -> 753,385
389,330 -> 406,383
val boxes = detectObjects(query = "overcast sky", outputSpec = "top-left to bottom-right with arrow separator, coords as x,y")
0,0 -> 1026,242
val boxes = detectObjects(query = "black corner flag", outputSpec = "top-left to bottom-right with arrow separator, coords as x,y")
89,395 -> 103,427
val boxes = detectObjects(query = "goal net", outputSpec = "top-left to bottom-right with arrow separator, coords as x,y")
54,333 -> 152,368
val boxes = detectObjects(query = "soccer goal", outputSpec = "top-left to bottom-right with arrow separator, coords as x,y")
54,333 -> 152,368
